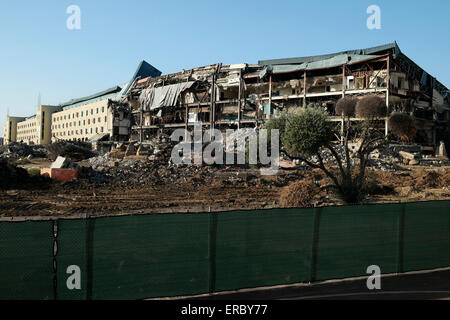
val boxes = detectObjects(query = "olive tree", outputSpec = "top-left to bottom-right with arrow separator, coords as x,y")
266,95 -> 388,203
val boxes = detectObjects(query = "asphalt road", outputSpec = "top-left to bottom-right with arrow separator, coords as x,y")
192,267 -> 450,300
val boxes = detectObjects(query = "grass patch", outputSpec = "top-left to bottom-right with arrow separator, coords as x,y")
27,167 -> 41,177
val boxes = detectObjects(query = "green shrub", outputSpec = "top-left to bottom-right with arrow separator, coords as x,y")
27,167 -> 41,177
282,107 -> 334,156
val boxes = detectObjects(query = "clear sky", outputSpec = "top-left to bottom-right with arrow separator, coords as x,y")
1,0 -> 449,135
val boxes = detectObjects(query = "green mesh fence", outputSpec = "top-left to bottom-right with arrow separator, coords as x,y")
80,213 -> 209,300
214,208 -> 316,292
314,203 -> 401,281
403,200 -> 450,272
0,221 -> 54,300
56,219 -> 89,300
0,200 -> 449,300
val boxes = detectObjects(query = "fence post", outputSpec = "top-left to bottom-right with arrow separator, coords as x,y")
86,217 -> 95,300
52,220 -> 58,301
397,203 -> 406,274
310,206 -> 322,283
208,211 -> 218,293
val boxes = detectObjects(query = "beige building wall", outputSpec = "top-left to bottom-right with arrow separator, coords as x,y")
52,99 -> 112,142
4,116 -> 26,144
16,116 -> 38,144
16,105 -> 60,145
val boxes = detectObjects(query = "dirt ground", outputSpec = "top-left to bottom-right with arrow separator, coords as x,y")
1,157 -> 450,217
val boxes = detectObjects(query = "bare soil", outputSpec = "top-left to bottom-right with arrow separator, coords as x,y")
1,158 -> 449,217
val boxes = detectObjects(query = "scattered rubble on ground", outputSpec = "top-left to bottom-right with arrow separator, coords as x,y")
1,136 -> 450,216
307,143 -> 450,172
0,142 -> 48,160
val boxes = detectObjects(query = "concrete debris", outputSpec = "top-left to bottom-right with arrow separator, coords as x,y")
0,142 -> 48,159
46,141 -> 97,161
399,151 -> 417,161
51,156 -> 70,169
437,141 -> 448,158
306,143 -> 450,171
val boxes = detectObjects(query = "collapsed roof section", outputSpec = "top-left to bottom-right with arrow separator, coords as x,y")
124,42 -> 449,147
259,42 -> 401,66
259,54 -> 383,78
60,60 -> 161,110
140,81 -> 197,111
120,60 -> 162,99
260,42 -> 448,96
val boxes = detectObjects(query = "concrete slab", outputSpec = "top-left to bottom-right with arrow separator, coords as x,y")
50,156 -> 69,169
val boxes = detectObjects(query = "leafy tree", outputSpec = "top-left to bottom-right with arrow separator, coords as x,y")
267,95 -> 388,204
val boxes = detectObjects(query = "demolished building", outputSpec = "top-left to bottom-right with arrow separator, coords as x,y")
125,42 -> 450,150
3,43 -> 449,151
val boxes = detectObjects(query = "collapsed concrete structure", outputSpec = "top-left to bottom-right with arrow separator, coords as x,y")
125,42 -> 450,151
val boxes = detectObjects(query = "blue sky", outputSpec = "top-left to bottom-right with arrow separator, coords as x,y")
1,0 -> 449,135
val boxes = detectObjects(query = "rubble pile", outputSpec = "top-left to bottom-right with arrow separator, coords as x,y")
0,142 -> 48,159
309,143 -> 450,171
46,141 -> 97,161
307,144 -> 404,171
147,133 -> 176,163
88,151 -> 219,187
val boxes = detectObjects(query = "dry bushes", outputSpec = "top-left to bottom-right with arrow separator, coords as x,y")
355,95 -> 386,118
335,96 -> 357,117
279,179 -> 319,208
388,112 -> 417,141
414,170 -> 450,189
